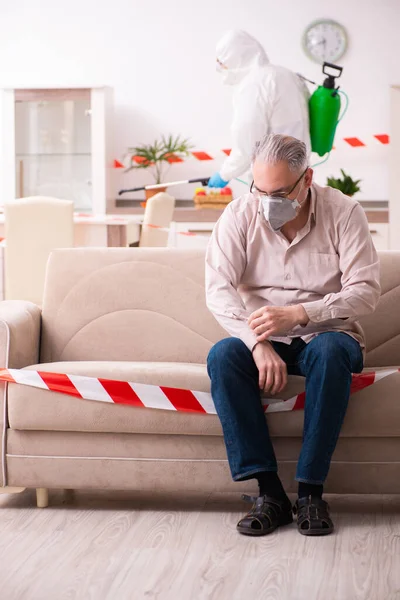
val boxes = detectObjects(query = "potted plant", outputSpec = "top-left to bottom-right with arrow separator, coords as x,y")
125,135 -> 193,200
326,169 -> 362,197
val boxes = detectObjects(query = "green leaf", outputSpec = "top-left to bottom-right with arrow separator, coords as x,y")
124,134 -> 194,182
326,169 -> 362,196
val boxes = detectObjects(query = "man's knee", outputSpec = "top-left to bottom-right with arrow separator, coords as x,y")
305,333 -> 356,369
207,337 -> 249,370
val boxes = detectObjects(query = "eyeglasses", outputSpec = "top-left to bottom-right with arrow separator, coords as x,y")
250,167 -> 308,200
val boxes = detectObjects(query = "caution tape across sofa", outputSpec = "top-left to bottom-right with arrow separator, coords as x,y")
0,368 -> 398,415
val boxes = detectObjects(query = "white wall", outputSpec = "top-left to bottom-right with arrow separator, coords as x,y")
0,0 -> 399,201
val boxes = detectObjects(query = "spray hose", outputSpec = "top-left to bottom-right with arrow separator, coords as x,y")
311,153 -> 331,168
235,177 -> 249,186
337,90 -> 349,123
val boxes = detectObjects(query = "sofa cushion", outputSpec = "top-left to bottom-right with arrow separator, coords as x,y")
7,361 -> 304,435
40,249 -> 226,365
7,361 -> 400,438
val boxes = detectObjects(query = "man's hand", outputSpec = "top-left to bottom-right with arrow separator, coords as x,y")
248,305 -> 309,342
252,341 -> 287,394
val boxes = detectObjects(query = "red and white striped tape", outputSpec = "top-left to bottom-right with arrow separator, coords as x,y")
0,368 -> 397,415
114,135 -> 391,167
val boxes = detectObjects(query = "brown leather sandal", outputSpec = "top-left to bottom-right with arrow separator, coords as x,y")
237,495 -> 293,536
293,496 -> 334,536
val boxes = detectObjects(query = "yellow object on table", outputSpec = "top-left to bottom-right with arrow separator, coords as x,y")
193,187 -> 233,209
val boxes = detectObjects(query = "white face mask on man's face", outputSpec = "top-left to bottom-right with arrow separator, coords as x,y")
259,180 -> 305,231
261,196 -> 300,231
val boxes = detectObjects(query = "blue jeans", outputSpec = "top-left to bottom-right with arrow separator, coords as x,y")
207,332 -> 363,485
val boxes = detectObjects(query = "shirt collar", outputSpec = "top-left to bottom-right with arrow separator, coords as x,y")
309,184 -> 316,223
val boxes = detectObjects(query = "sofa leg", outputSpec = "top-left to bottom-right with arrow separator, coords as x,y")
36,488 -> 49,508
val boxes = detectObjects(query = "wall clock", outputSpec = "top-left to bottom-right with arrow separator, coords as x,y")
303,19 -> 348,64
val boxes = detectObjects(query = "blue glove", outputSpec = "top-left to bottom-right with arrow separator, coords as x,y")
207,172 -> 229,188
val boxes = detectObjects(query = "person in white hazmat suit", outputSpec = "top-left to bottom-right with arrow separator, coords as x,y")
208,30 -> 311,188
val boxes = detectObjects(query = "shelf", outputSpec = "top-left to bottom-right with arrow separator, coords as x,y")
16,153 -> 91,157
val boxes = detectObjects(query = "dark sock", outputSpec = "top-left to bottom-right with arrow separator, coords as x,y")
298,482 -> 323,499
256,471 -> 288,501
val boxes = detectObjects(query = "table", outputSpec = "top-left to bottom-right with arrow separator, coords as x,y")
72,213 -> 142,247
0,213 -> 142,248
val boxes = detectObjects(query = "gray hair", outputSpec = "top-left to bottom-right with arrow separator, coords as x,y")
252,133 -> 308,173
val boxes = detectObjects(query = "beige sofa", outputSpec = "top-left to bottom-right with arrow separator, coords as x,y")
1,248 -> 400,507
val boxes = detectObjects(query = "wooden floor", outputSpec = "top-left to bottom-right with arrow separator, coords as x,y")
1,490 -> 400,600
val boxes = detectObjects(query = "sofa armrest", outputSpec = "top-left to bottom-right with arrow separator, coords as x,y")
0,301 -> 41,369
0,301 -> 41,486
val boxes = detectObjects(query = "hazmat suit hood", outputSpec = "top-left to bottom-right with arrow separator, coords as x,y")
216,30 -> 270,86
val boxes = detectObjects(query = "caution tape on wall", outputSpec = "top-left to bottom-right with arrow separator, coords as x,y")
113,134 -> 391,168
0,368 -> 397,415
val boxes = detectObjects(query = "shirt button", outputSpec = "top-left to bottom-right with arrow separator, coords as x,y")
284,274 -> 291,280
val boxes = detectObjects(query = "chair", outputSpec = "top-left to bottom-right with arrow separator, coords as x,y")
139,192 -> 175,247
4,196 -> 74,304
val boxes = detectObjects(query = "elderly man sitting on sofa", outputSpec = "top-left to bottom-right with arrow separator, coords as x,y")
206,133 -> 380,537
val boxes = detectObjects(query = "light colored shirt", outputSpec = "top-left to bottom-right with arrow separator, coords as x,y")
205,183 -> 381,354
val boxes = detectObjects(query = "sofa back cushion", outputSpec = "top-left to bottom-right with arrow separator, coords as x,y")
41,248 -> 400,367
361,252 -> 400,367
40,248 -> 226,364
